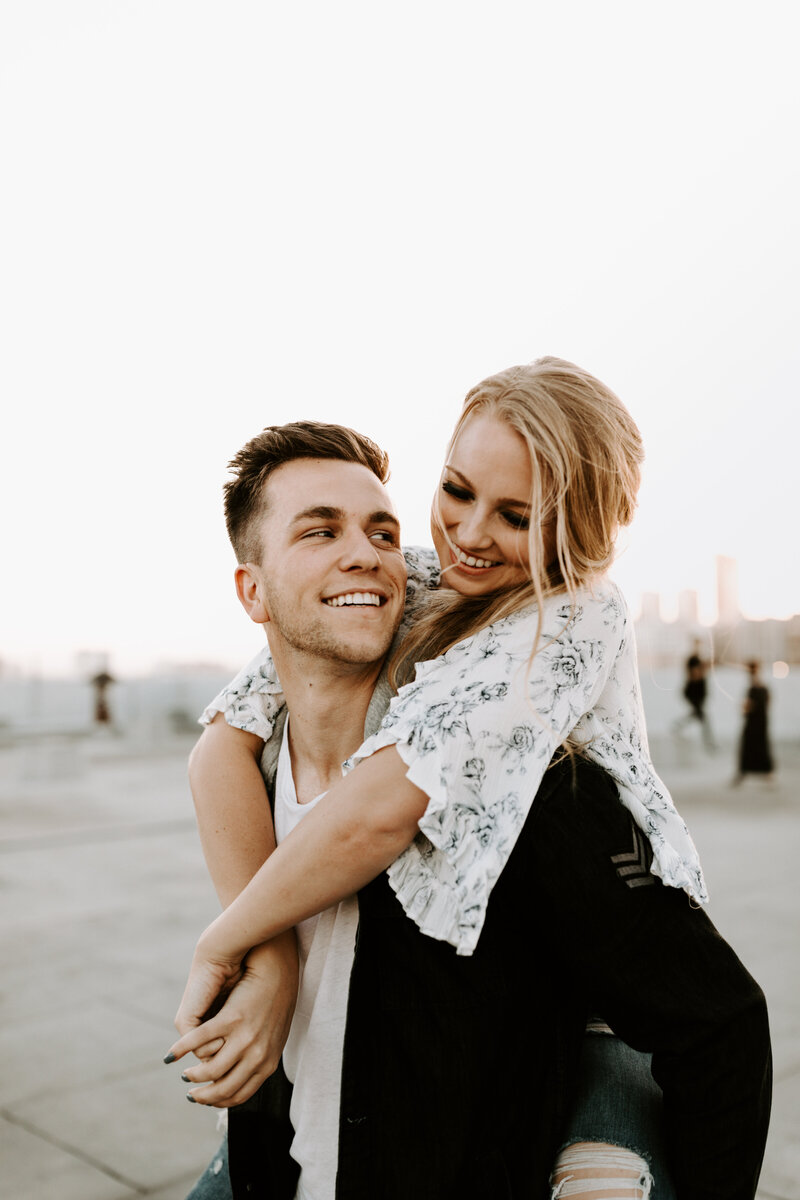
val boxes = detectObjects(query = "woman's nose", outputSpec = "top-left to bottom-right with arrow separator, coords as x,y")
455,506 -> 493,549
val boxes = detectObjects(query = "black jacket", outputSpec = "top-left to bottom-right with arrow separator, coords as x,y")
229,756 -> 771,1199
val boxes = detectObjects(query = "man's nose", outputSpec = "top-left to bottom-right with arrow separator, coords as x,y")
338,528 -> 381,570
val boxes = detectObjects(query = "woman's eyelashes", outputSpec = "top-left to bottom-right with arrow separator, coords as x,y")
441,481 -> 530,531
441,480 -> 471,502
501,509 -> 530,531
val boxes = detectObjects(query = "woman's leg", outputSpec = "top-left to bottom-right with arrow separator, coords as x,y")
549,1032 -> 676,1200
550,1142 -> 653,1199
185,1135 -> 232,1200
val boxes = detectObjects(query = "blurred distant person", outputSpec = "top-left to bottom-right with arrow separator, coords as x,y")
732,662 -> 775,786
90,668 -> 115,726
673,637 -> 715,750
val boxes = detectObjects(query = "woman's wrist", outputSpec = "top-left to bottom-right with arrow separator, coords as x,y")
197,911 -> 248,969
245,931 -> 298,972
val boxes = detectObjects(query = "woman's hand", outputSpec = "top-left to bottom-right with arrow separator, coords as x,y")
172,923 -> 247,1042
165,933 -> 299,1107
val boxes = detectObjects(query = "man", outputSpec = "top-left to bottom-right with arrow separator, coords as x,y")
178,423 -> 409,1197
171,422 -> 771,1199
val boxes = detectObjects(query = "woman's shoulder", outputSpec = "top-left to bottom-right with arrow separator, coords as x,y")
418,579 -> 625,670
402,545 -> 440,587
564,580 -> 631,655
501,577 -> 629,635
574,575 -> 626,606
582,576 -> 630,620
401,545 -> 441,622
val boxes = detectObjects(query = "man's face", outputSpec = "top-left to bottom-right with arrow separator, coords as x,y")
244,458 -> 406,668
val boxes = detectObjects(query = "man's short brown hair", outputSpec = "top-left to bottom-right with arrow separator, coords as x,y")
224,421 -> 391,562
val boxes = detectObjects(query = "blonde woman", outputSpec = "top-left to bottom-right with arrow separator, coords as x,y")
171,362 -> 770,1199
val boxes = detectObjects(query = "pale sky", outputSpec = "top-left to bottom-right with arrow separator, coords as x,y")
1,1 -> 797,676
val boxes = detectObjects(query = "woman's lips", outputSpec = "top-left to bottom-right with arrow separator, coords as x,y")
452,545 -> 501,571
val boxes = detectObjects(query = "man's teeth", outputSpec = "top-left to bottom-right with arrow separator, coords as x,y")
457,550 -> 497,569
324,593 -> 382,607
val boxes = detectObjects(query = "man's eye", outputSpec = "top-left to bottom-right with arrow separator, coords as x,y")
371,530 -> 398,545
442,481 -> 471,501
302,528 -> 335,539
502,510 -> 530,531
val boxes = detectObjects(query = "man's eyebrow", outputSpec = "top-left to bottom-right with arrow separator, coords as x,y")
289,506 -> 345,525
369,510 -> 400,529
289,506 -> 400,528
445,466 -> 530,509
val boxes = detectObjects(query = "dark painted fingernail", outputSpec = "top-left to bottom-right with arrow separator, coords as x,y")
181,1072 -> 190,1082
186,1093 -> 197,1103
163,1052 -> 176,1064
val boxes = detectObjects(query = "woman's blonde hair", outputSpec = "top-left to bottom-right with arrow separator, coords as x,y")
390,356 -> 644,688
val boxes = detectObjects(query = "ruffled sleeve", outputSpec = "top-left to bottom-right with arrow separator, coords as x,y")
199,645 -> 285,742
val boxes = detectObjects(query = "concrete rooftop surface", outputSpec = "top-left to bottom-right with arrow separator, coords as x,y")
0,726 -> 797,1199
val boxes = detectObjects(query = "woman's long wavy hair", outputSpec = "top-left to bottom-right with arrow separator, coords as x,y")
390,356 -> 644,690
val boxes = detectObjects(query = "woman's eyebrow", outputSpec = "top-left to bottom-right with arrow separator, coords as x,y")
445,467 -> 529,510
444,466 -> 473,488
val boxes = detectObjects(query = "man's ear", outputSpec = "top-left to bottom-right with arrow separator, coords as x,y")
234,563 -> 270,625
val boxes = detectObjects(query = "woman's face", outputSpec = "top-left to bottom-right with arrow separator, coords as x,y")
431,412 -> 538,597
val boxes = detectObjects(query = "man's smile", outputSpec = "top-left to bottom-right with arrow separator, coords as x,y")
322,591 -> 387,607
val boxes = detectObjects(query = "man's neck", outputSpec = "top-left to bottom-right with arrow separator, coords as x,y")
270,643 -> 385,805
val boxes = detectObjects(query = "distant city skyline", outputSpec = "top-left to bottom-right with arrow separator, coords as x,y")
637,555 -> 745,626
635,555 -> 799,671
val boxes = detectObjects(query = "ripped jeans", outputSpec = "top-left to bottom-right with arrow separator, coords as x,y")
186,1133 -> 230,1200
550,1032 -> 676,1199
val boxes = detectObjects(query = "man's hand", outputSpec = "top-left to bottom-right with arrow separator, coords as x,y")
166,932 -> 299,1107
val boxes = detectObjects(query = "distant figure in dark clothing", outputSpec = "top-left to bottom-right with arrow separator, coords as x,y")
673,638 -> 715,750
91,670 -> 115,726
733,661 -> 774,785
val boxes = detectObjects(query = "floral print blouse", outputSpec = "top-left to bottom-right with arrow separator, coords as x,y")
201,547 -> 707,955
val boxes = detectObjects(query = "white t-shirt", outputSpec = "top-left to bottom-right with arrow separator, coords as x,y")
274,723 -> 358,1200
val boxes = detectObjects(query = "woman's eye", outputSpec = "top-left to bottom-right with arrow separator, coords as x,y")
442,481 -> 471,501
502,510 -> 530,530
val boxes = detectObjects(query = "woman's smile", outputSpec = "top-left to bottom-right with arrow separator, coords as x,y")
450,543 -> 502,571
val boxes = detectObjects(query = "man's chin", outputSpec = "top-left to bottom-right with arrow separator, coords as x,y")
325,629 -> 397,668
277,614 -> 400,669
